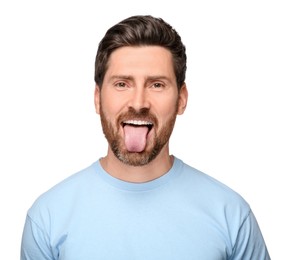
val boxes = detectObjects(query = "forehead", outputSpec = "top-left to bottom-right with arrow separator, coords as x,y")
105,46 -> 175,78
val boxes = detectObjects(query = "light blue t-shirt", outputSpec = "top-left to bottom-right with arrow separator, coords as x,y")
21,157 -> 270,259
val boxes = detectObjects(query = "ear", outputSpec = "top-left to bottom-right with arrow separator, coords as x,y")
177,83 -> 188,115
94,85 -> 101,114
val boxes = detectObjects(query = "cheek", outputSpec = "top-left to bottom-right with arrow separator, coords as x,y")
100,97 -> 126,134
157,96 -> 179,116
100,94 -> 121,117
101,89 -> 128,114
156,106 -> 178,128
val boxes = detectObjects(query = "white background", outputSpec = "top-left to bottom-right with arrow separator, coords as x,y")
1,0 -> 291,259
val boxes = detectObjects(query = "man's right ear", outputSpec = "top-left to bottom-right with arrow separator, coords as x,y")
94,85 -> 100,115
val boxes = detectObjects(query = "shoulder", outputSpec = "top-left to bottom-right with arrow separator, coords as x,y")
174,157 -> 250,213
27,161 -> 98,216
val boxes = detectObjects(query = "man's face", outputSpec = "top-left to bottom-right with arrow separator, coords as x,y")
95,46 -> 187,166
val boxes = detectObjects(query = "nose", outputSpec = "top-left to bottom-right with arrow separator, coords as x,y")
128,87 -> 150,111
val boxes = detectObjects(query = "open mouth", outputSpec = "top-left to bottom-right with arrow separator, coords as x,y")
122,120 -> 153,130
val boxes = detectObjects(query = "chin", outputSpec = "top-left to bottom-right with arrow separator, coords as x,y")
114,142 -> 163,167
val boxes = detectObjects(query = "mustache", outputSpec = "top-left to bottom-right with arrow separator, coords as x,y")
117,107 -> 158,125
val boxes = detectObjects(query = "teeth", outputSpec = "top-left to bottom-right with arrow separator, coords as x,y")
123,120 -> 153,126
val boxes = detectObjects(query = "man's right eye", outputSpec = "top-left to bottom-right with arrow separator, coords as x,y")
115,82 -> 127,88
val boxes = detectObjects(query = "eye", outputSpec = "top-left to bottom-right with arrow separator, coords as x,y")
152,82 -> 164,89
115,82 -> 127,88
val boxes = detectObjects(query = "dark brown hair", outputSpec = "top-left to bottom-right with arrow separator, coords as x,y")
94,15 -> 187,89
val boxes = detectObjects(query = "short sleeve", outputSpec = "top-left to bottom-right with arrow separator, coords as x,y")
230,210 -> 270,260
21,215 -> 54,260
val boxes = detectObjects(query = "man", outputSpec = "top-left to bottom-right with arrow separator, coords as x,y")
21,15 -> 270,259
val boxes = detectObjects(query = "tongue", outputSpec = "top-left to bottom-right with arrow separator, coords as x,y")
124,125 -> 149,152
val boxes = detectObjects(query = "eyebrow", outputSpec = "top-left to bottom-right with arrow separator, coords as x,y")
109,75 -> 134,81
109,75 -> 172,83
146,76 -> 171,82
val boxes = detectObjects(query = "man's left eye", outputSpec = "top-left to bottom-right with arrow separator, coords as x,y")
153,83 -> 162,88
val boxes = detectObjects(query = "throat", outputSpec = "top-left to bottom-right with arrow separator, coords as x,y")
100,154 -> 174,183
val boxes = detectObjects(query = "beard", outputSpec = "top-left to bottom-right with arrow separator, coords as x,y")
99,102 -> 178,167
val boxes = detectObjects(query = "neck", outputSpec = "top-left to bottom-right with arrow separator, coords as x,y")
100,147 -> 174,183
